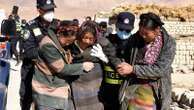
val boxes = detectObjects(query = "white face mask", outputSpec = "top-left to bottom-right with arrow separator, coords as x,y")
43,11 -> 54,22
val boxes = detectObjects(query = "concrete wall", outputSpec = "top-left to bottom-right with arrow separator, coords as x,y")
163,21 -> 194,66
173,37 -> 194,66
164,21 -> 194,35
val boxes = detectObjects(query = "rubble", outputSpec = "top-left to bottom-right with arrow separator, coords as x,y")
172,88 -> 194,109
172,65 -> 194,109
97,4 -> 194,22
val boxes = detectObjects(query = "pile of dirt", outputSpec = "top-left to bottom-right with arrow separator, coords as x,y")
97,4 -> 194,22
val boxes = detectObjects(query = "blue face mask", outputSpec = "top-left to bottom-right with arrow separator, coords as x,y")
117,31 -> 132,40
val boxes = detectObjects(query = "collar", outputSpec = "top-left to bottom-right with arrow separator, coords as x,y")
74,40 -> 84,53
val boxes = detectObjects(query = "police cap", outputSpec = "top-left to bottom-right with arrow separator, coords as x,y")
37,0 -> 56,10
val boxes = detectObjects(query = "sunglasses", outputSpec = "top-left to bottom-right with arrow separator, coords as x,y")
119,28 -> 131,33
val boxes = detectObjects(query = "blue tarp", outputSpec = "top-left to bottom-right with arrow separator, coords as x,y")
0,59 -> 10,85
0,59 -> 10,110
0,84 -> 7,110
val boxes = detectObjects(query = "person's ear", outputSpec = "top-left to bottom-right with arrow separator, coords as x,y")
37,9 -> 44,15
155,26 -> 161,35
37,9 -> 41,13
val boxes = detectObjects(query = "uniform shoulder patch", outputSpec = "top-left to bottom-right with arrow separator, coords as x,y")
27,20 -> 36,26
33,28 -> 42,37
23,30 -> 30,40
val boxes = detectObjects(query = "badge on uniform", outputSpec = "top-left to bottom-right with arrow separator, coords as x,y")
124,18 -> 129,24
33,28 -> 42,37
23,30 -> 30,40
46,0 -> 51,4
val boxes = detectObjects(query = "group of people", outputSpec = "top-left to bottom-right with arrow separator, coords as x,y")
1,0 -> 176,110
0,5 -> 27,65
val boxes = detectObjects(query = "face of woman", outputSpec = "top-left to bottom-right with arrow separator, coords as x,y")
139,26 -> 160,43
80,32 -> 95,48
58,35 -> 76,47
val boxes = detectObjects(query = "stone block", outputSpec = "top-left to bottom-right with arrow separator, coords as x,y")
172,88 -> 188,102
179,91 -> 194,108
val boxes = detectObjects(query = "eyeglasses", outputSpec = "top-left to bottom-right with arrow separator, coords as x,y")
119,28 -> 131,33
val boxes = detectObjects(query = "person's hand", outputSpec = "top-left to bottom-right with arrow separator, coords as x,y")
117,62 -> 133,76
83,62 -> 94,72
90,44 -> 109,63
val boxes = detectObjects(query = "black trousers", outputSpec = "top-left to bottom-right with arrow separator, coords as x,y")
98,83 -> 121,110
19,60 -> 34,110
10,35 -> 19,60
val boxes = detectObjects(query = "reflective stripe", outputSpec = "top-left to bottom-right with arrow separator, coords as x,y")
105,78 -> 123,85
104,65 -> 114,72
104,65 -> 123,85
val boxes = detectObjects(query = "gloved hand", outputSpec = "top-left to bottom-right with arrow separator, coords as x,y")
90,44 -> 109,63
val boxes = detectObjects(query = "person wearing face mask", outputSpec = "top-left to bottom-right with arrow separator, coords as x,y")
19,0 -> 60,110
96,12 -> 135,110
117,12 -> 176,110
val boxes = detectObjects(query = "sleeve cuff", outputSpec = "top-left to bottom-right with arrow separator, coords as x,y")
132,65 -> 137,75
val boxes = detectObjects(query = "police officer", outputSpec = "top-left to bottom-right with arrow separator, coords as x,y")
98,12 -> 135,110
10,6 -> 22,65
19,0 -> 59,110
